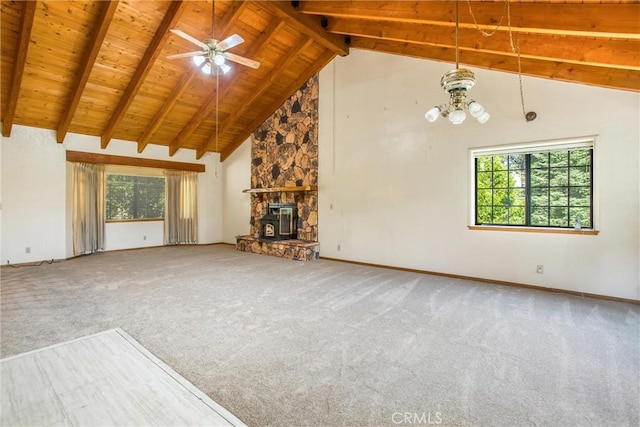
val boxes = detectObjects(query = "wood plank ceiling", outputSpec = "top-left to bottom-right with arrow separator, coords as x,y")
1,1 -> 638,161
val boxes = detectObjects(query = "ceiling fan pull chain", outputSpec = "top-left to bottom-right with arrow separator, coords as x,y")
215,68 -> 219,177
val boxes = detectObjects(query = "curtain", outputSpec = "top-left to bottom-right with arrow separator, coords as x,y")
72,162 -> 105,256
164,170 -> 198,245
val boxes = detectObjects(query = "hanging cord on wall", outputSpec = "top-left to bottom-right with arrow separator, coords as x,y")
466,0 -> 536,121
5,259 -> 59,268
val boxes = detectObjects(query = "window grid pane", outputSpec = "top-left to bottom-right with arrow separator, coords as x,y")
475,148 -> 592,228
106,175 -> 165,220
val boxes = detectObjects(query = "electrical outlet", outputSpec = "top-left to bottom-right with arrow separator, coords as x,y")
143,235 -> 147,241
25,247 -> 31,254
536,265 -> 544,274
337,244 -> 341,251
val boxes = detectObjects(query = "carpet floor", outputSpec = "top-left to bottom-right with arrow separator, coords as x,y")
1,245 -> 638,426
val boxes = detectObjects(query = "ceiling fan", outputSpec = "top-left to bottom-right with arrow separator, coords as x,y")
167,1 -> 260,75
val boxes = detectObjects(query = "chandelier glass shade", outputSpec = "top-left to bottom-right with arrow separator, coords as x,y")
425,0 -> 489,125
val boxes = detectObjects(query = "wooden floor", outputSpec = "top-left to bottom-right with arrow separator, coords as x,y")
0,328 -> 246,426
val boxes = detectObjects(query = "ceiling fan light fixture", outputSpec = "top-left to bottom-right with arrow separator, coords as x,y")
202,62 -> 212,75
213,52 -> 225,66
193,55 -> 205,66
219,63 -> 231,74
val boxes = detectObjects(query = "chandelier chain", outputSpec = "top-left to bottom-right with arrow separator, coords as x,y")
466,0 -> 508,38
515,34 -> 527,118
466,0 -> 529,120
455,0 -> 460,69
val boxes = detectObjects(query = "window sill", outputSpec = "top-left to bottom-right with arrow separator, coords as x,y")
106,218 -> 164,223
468,225 -> 599,235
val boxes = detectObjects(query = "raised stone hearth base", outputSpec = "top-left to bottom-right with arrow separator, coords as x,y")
236,236 -> 319,262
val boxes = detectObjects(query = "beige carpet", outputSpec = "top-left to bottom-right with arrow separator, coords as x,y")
1,245 -> 638,426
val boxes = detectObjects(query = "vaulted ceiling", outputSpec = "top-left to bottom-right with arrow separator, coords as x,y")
2,1 -> 638,161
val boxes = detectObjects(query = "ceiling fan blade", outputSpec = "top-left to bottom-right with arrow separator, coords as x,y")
223,52 -> 260,69
170,29 -> 208,50
217,34 -> 244,51
167,51 -> 205,60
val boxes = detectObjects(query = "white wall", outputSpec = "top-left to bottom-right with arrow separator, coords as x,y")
222,137 -> 252,243
318,50 -> 640,300
1,126 -> 223,264
1,127 -> 67,264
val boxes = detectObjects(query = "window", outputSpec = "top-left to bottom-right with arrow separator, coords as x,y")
473,138 -> 594,229
106,174 -> 165,221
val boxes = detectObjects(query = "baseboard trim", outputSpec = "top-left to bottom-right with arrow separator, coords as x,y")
1,243 -> 231,269
319,256 -> 639,305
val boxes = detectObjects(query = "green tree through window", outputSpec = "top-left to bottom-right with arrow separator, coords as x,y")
106,175 -> 165,220
475,147 -> 592,228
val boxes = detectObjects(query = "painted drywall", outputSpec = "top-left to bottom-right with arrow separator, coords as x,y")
318,50 -> 640,300
1,126 -> 67,265
222,137 -> 251,244
1,125 -> 223,263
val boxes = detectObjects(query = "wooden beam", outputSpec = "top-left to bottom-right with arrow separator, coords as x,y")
197,29 -> 309,158
57,1 -> 119,143
221,49 -> 335,161
137,68 -> 198,153
66,150 -> 205,172
296,1 -> 640,39
100,1 -> 186,149
326,18 -> 640,71
218,0 -> 248,36
2,1 -> 36,137
350,37 -> 640,92
255,1 -> 349,56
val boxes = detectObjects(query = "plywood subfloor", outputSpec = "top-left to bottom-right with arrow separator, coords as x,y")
0,328 -> 245,426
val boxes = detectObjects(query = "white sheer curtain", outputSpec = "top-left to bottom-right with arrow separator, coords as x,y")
164,170 -> 198,245
72,162 -> 105,256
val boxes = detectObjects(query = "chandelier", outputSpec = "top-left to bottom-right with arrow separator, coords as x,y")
425,0 -> 489,125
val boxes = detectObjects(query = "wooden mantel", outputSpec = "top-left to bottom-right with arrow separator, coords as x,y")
242,185 -> 317,194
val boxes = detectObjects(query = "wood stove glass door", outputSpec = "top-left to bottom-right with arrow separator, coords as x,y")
279,207 -> 294,235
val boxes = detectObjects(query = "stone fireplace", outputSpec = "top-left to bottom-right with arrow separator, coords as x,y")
236,75 -> 319,261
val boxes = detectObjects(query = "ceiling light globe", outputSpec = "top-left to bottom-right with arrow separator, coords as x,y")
192,55 -> 205,66
202,63 -> 212,75
468,101 -> 484,118
213,53 -> 226,66
448,109 -> 466,125
425,107 -> 441,123
477,111 -> 490,124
